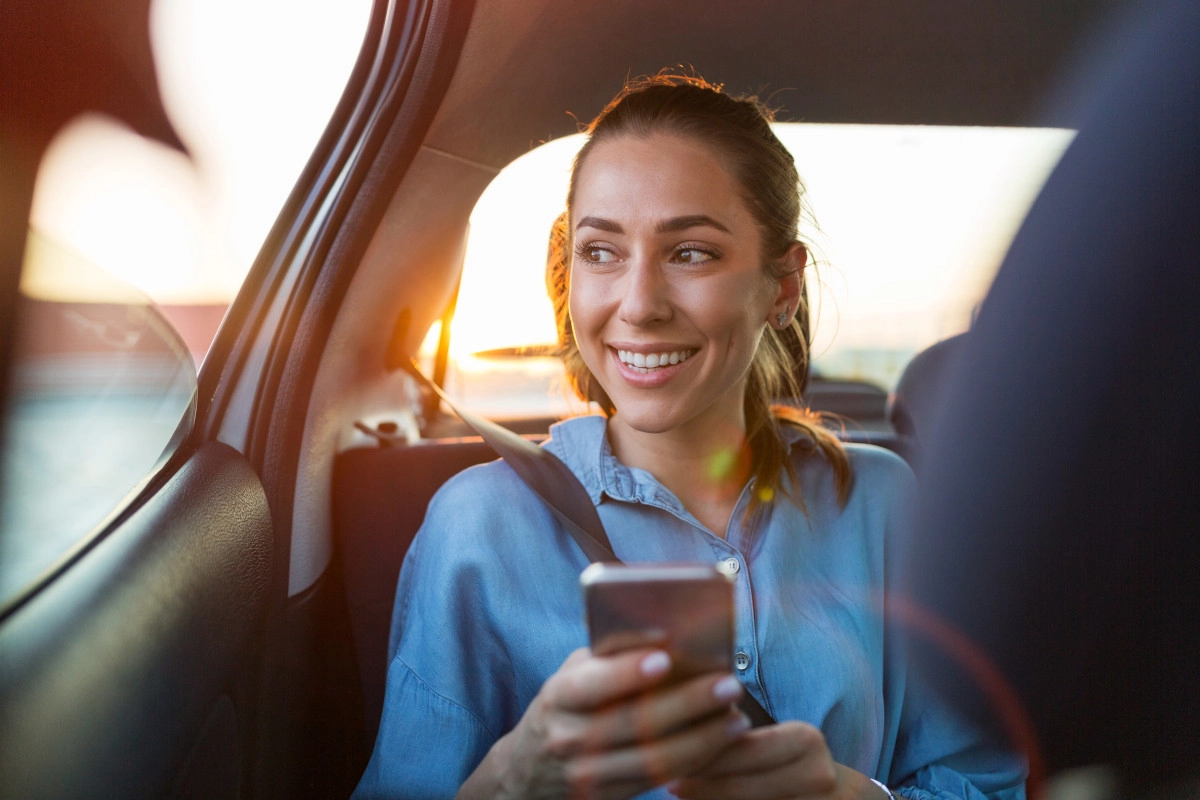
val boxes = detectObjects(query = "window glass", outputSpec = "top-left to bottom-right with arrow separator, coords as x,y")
0,0 -> 371,604
0,235 -> 195,600
426,124 -> 1073,419
28,0 -> 373,365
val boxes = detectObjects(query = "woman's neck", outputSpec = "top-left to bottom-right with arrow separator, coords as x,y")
606,415 -> 752,538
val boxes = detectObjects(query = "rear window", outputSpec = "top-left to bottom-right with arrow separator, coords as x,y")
424,124 -> 1072,419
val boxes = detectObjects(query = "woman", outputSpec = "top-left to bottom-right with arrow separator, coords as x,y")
354,73 -> 1026,800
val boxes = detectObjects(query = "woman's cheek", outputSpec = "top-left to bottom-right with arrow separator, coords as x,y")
568,279 -> 604,349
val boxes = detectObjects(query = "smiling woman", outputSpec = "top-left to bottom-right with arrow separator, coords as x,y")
356,72 -> 1027,800
568,134 -> 791,437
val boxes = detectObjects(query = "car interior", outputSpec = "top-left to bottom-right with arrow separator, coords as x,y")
4,0 -> 1194,798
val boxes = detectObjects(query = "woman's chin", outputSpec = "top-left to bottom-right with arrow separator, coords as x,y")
607,405 -> 686,438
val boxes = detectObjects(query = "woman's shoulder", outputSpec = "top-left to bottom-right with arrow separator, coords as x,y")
399,458 -> 574,620
787,435 -> 915,514
423,458 -> 560,544
429,414 -> 605,509
785,422 -> 913,483
842,442 -> 915,500
842,442 -> 914,481
831,443 -> 917,543
430,456 -> 527,505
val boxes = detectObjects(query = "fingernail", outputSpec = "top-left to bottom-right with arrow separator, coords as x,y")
712,675 -> 743,702
641,650 -> 671,677
726,712 -> 751,737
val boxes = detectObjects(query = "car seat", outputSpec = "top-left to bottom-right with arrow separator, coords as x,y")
886,333 -> 966,467
907,1 -> 1200,794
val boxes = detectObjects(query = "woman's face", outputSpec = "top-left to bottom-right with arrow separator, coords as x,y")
568,133 -> 793,442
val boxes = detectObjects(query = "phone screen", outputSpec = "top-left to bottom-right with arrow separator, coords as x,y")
581,563 -> 733,683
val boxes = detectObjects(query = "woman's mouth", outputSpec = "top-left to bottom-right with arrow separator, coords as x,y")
616,348 -> 696,372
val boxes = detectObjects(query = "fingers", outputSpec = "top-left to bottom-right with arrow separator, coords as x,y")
544,647 -> 674,712
594,672 -> 745,749
565,706 -> 752,797
545,647 -> 744,719
540,656 -> 745,760
670,722 -> 839,800
516,648 -> 755,799
693,721 -> 830,778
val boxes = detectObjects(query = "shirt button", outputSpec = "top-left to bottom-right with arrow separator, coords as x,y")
734,651 -> 751,671
717,557 -> 741,576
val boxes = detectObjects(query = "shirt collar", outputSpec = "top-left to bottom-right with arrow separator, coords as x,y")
544,415 -> 809,512
545,415 -> 679,508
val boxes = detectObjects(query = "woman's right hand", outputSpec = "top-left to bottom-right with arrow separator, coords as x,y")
457,647 -> 751,800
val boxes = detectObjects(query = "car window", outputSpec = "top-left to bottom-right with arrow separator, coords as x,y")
424,124 -> 1073,419
0,234 -> 196,601
0,0 -> 370,605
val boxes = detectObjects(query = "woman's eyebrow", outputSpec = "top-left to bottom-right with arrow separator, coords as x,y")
575,215 -> 731,234
656,215 -> 730,234
576,216 -> 622,233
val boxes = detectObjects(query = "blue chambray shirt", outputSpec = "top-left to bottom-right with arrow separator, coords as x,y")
354,416 -> 1026,799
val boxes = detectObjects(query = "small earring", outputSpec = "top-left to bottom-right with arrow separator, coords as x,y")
776,311 -> 789,328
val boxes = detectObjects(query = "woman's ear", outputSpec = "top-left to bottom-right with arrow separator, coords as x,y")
769,242 -> 807,329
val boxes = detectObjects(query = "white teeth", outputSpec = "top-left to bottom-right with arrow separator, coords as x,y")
617,349 -> 694,370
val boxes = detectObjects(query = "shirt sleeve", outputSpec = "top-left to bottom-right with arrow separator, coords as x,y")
352,656 -> 498,800
351,466 -> 514,800
886,686 -> 1028,800
351,460 -> 580,799
874,451 -> 1028,800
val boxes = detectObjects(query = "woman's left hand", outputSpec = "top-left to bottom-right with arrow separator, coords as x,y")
667,721 -> 883,800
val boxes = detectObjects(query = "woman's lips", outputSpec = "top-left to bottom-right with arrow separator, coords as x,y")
615,348 -> 696,370
610,346 -> 697,386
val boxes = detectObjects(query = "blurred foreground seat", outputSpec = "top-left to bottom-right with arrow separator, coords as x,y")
907,1 -> 1200,797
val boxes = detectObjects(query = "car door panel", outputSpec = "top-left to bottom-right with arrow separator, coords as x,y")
0,442 -> 271,800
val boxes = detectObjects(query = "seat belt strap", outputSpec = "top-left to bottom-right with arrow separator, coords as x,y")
405,362 -> 617,562
405,360 -> 777,727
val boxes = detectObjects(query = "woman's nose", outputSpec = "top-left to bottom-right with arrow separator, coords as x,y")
617,258 -> 673,327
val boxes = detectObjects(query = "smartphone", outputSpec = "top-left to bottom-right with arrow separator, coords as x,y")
581,563 -> 733,683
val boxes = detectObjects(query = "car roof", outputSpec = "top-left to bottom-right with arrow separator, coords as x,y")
426,0 -> 1119,172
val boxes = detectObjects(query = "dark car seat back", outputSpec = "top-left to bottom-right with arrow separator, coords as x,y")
887,333 -> 966,465
334,438 -> 501,743
908,1 -> 1200,792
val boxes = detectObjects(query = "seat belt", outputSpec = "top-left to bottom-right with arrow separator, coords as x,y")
405,361 -> 617,563
405,360 -> 776,727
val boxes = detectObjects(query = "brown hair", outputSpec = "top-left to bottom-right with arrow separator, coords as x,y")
547,71 -> 851,511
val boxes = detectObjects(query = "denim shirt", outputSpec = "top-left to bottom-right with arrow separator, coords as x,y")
354,416 -> 1027,799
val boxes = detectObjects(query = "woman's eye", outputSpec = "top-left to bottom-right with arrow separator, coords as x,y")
673,247 -> 716,263
578,245 -> 617,263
